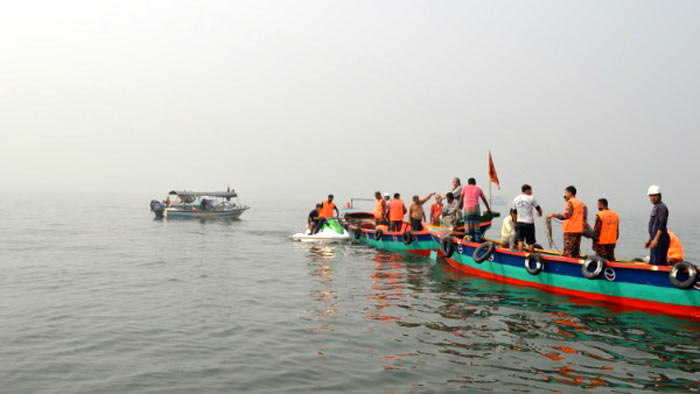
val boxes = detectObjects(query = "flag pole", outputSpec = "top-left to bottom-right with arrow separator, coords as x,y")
488,150 -> 493,208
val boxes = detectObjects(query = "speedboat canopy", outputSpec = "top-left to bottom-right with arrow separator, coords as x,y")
169,190 -> 237,198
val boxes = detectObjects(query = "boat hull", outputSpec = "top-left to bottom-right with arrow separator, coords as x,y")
162,207 -> 248,219
432,233 -> 700,320
348,224 -> 438,255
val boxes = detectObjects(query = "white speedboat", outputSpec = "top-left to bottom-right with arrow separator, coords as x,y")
292,219 -> 350,242
150,189 -> 249,220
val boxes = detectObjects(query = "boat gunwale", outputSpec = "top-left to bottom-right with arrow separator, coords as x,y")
431,232 -> 674,273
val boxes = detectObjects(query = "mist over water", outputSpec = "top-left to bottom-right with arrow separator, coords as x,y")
0,194 -> 697,393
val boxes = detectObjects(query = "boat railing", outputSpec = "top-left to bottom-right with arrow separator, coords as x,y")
348,198 -> 374,209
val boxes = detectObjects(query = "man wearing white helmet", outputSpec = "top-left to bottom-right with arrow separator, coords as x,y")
645,185 -> 670,265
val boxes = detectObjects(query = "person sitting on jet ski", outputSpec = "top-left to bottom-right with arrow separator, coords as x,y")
308,204 -> 324,234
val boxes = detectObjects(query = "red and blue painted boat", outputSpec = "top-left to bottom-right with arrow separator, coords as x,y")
347,221 -> 438,256
342,209 -> 494,256
431,232 -> 700,320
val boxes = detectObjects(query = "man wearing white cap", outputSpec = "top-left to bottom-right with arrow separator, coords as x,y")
645,185 -> 670,265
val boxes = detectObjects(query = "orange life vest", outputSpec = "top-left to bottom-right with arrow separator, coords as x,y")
319,201 -> 335,218
596,209 -> 619,245
562,197 -> 585,234
667,230 -> 684,261
374,199 -> 386,220
389,199 -> 405,221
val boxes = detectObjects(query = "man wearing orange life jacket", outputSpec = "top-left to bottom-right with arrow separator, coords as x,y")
373,191 -> 388,226
388,193 -> 407,232
319,194 -> 340,219
667,230 -> 684,263
592,198 -> 619,261
429,194 -> 444,226
548,185 -> 588,258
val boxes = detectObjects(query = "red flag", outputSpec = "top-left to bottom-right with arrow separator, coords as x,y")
488,151 -> 500,190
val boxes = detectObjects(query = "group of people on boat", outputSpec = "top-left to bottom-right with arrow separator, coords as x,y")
310,179 -> 683,266
499,183 -> 683,265
371,191 -> 436,233
370,177 -> 494,239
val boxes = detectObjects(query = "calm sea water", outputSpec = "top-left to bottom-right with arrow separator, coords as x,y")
0,195 -> 698,393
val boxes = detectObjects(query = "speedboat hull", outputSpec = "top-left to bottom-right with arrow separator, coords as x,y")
431,232 -> 700,320
292,219 -> 351,242
292,231 -> 351,242
161,207 -> 248,219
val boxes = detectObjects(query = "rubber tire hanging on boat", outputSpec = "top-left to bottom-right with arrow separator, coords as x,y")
441,236 -> 455,258
354,226 -> 362,240
374,229 -> 384,241
525,253 -> 544,275
669,261 -> 698,289
402,231 -> 413,245
472,242 -> 495,264
581,256 -> 606,279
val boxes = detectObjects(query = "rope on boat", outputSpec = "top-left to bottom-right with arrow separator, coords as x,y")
546,216 -> 561,253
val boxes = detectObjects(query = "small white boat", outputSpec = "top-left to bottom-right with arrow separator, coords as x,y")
292,219 -> 351,242
150,189 -> 249,220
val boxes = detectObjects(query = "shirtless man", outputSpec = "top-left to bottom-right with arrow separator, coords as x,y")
408,193 -> 435,232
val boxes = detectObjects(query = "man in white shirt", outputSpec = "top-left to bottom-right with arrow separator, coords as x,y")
449,177 -> 463,201
501,209 -> 517,249
513,184 -> 543,252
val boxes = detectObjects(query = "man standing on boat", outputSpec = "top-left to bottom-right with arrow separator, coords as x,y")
449,177 -> 463,199
388,193 -> 407,232
319,194 -> 340,219
408,193 -> 435,232
645,185 -> 670,265
512,184 -> 543,252
441,192 -> 460,230
429,194 -> 443,226
374,191 -> 388,226
459,178 -> 491,242
592,198 -> 619,261
383,192 -> 391,210
548,186 -> 587,258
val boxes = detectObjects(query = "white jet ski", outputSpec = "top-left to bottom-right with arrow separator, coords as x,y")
292,219 -> 351,242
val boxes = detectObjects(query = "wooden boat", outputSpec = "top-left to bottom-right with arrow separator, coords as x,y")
344,216 -> 494,256
430,232 -> 700,320
347,221 -> 439,256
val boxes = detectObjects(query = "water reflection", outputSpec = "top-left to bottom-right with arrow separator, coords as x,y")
305,244 -> 339,334
366,251 -> 407,323
300,243 -> 699,391
362,251 -> 699,391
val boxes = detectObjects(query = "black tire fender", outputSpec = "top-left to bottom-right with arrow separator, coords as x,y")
669,261 -> 698,289
354,226 -> 362,240
473,242 -> 496,264
402,231 -> 413,245
525,253 -> 544,275
582,256 -> 606,279
441,236 -> 455,258
374,229 -> 384,241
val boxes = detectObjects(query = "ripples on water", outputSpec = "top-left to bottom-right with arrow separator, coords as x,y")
0,197 -> 698,393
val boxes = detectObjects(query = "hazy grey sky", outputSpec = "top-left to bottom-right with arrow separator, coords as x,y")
2,0 -> 698,211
